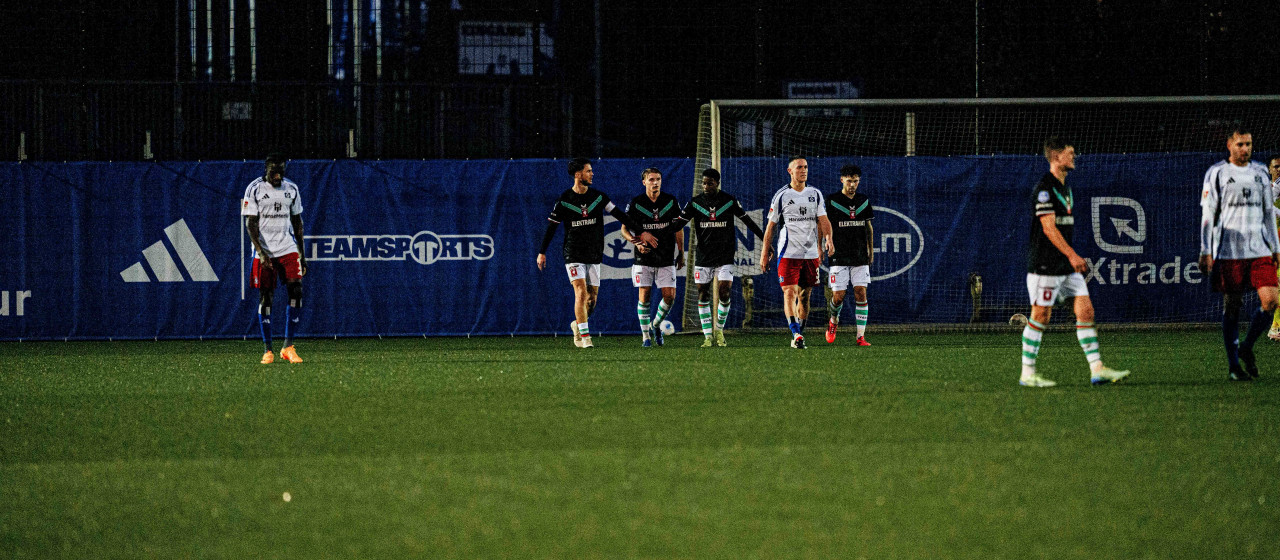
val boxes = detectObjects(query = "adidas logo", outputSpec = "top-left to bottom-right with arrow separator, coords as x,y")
120,219 -> 219,283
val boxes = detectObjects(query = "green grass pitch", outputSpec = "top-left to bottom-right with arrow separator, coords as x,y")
2,331 -> 1277,558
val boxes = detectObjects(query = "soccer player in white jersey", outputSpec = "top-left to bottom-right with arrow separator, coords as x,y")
760,157 -> 834,349
242,153 -> 307,365
1199,129 -> 1280,381
1265,155 -> 1280,341
1019,137 -> 1129,387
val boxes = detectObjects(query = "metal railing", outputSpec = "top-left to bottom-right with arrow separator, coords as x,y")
2,80 -> 574,161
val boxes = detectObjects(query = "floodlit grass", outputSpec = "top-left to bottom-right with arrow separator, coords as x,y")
2,332 -> 1276,558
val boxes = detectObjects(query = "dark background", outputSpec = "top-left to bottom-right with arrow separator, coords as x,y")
2,0 -> 1276,159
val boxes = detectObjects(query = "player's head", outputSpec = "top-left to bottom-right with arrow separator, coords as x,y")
840,164 -> 862,194
1043,136 -> 1075,171
641,167 -> 662,195
1227,128 -> 1253,165
1269,155 -> 1280,182
701,168 -> 721,193
264,153 -> 287,187
568,157 -> 593,186
787,156 -> 808,185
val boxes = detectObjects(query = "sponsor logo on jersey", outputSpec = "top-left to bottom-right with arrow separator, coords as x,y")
120,219 -> 220,283
306,231 -> 494,265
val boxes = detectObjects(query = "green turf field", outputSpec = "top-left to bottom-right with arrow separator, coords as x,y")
2,331 -> 1276,558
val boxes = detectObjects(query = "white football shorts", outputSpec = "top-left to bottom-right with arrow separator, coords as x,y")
828,265 -> 871,291
693,264 -> 734,284
632,265 -> 677,289
565,263 -> 601,287
1026,272 -> 1089,307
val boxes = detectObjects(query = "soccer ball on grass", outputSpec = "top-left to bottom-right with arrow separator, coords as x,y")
659,320 -> 676,336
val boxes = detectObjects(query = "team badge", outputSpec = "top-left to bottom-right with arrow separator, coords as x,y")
1037,191 -> 1050,203
582,208 -> 589,217
709,211 -> 716,220
849,210 -> 856,219
1244,188 -> 1252,199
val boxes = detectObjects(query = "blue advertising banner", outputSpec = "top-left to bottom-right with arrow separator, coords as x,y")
0,154 -> 1229,340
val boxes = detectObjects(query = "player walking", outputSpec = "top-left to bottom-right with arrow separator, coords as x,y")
537,158 -> 658,349
620,168 -> 685,347
760,157 -> 834,349
1019,137 -> 1129,387
1264,155 -> 1280,341
825,164 -> 874,346
243,153 -> 307,365
1200,129 -> 1279,380
681,168 -> 765,347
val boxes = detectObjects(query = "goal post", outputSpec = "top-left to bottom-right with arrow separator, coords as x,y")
685,96 -> 1280,334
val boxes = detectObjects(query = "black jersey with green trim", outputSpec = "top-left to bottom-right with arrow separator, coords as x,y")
1027,172 -> 1075,275
827,191 -> 874,267
626,192 -> 683,267
682,191 -> 746,267
547,187 -> 613,264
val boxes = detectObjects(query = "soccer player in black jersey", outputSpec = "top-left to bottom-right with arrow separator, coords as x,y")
538,158 -> 658,348
681,168 -> 765,347
620,168 -> 685,347
1020,137 -> 1129,387
824,165 -> 874,346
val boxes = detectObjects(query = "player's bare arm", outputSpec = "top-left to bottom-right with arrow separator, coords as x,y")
674,230 -> 685,270
818,215 -> 835,256
245,216 -> 269,261
1039,214 -> 1085,273
867,222 -> 875,265
620,224 -> 651,254
760,221 -> 778,272
290,214 -> 307,276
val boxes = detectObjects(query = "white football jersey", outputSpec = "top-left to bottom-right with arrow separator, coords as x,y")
1200,160 -> 1278,260
767,185 -> 827,259
242,177 -> 304,258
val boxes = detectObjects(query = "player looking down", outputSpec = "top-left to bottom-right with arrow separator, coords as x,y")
620,167 -> 685,347
242,153 -> 307,365
680,168 -> 765,347
825,164 -> 874,346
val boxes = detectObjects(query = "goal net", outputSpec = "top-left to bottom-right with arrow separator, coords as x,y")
685,97 -> 1280,334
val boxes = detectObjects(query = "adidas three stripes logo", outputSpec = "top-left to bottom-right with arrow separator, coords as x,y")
119,219 -> 219,283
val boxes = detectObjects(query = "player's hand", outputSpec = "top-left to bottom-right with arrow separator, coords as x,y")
1069,253 -> 1087,274
298,257 -> 308,277
759,251 -> 771,273
675,253 -> 685,270
638,232 -> 659,248
824,237 -> 835,257
1273,253 -> 1279,268
1198,254 -> 1213,274
256,248 -> 270,263
537,253 -> 546,271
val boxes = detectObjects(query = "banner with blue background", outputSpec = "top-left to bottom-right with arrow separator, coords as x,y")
0,154 -> 1227,340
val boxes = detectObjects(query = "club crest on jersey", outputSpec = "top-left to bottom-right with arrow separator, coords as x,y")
581,208 -> 589,217
1037,191 -> 1050,203
709,211 -> 716,220
1244,188 -> 1252,199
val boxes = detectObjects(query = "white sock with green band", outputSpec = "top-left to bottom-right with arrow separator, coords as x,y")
855,301 -> 868,338
698,301 -> 713,337
716,301 -> 731,331
653,299 -> 672,327
1021,319 -> 1045,377
830,302 -> 843,325
1077,321 -> 1103,372
637,302 -> 651,340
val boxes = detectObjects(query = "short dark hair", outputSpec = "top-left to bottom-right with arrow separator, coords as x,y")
567,157 -> 591,176
641,167 -> 662,179
1229,128 -> 1252,142
1043,136 -> 1072,160
265,153 -> 288,166
840,164 -> 862,178
788,156 -> 806,167
702,168 -> 720,182
1269,154 -> 1280,164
